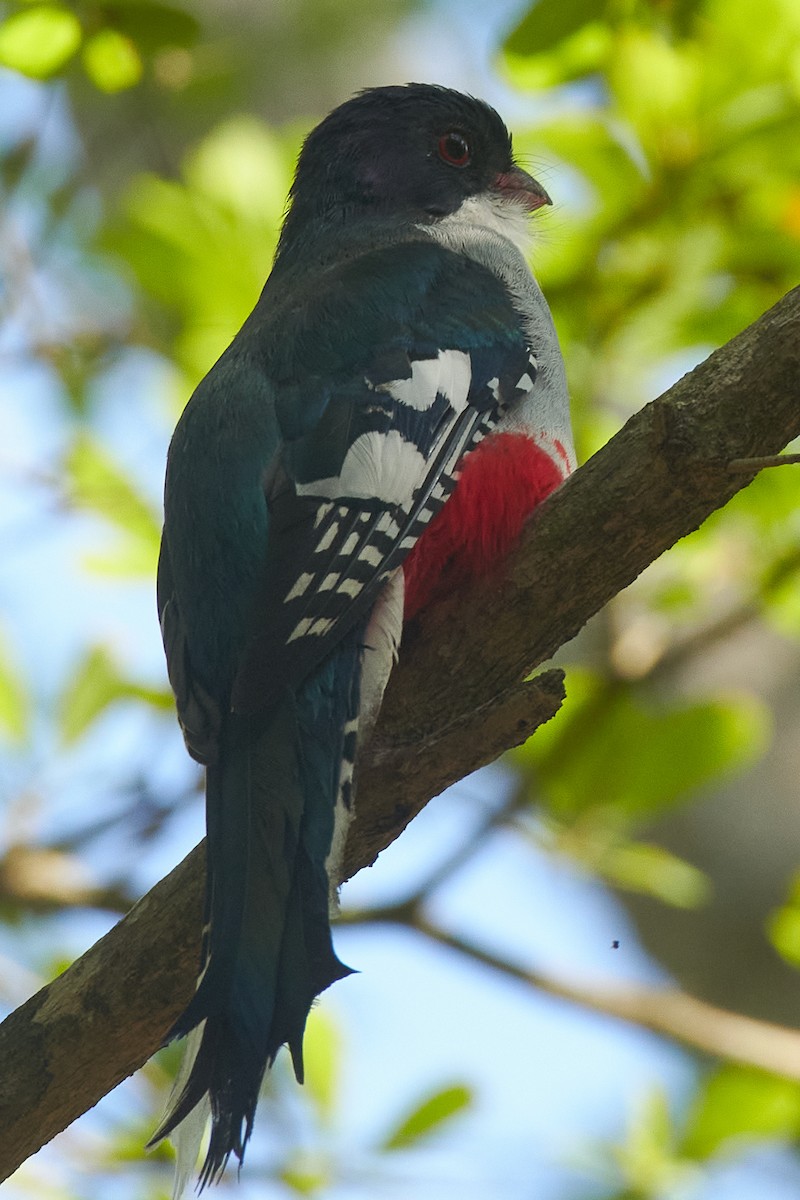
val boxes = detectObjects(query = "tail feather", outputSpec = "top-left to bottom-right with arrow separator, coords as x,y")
268,855 -> 354,1082
147,1024 -> 209,1200
150,629 -> 364,1186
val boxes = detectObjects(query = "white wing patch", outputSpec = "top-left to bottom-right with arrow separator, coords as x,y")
284,572 -> 314,601
358,544 -> 385,568
315,520 -> 340,551
295,349 -> 474,504
344,430 -> 427,504
375,348 -> 471,413
296,430 -> 427,504
272,340 -> 521,675
287,615 -> 335,643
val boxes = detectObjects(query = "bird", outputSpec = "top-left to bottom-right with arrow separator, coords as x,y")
150,82 -> 575,1187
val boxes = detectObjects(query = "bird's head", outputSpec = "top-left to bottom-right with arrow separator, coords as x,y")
278,84 -> 550,254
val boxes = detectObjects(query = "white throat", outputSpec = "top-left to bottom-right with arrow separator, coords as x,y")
433,192 -> 534,260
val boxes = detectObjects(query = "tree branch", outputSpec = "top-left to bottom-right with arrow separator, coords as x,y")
413,918 -> 800,1083
1,287 -> 798,1180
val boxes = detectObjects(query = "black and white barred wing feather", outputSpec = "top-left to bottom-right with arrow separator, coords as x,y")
231,341 -> 537,713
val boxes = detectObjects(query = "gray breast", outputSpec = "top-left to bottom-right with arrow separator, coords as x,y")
421,211 -> 576,471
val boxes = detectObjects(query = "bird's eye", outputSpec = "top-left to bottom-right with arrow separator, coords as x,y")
438,132 -> 471,168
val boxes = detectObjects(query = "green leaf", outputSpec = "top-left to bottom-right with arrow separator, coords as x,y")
607,1089 -> 702,1195
601,841 -> 710,908
104,1 -> 200,54
768,903 -> 800,967
683,1066 -> 800,1159
185,116 -> 290,220
83,29 -> 142,92
59,645 -> 126,744
607,28 -> 703,153
503,22 -> 612,90
0,634 -> 29,743
59,645 -> 172,744
64,434 -> 161,576
767,871 -> 800,967
279,1158 -> 329,1194
526,673 -> 771,822
614,1089 -> 674,1187
505,0 -> 606,57
301,1008 -> 341,1123
116,118 -> 290,376
0,5 -> 81,77
380,1084 -> 472,1151
66,434 -> 160,541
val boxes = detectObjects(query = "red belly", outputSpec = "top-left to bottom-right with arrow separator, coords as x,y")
402,431 -> 565,621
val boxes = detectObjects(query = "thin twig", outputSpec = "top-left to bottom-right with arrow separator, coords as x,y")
728,453 -> 800,471
414,918 -> 800,1081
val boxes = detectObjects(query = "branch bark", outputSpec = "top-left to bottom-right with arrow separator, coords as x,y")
1,286 -> 798,1180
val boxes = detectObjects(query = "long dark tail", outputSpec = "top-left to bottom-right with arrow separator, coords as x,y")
149,635 -> 362,1185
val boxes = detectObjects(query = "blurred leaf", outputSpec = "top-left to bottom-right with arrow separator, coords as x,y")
765,567 -> 800,640
0,5 -> 81,77
614,1090 -> 674,1187
600,841 -> 710,908
302,1007 -> 341,1123
539,815 -> 710,909
768,905 -> 800,967
667,0 -> 706,37
506,0 -> 607,57
521,115 -> 647,219
732,464 -> 800,536
115,118 -> 290,375
65,433 -> 160,541
0,134 -> 37,190
186,116 -> 289,220
83,29 -> 143,92
64,433 -> 161,575
103,1 -> 200,54
525,673 -> 770,822
608,28 -> 703,161
767,871 -> 800,967
0,634 -> 29,743
59,645 -> 171,744
682,1065 -> 800,1159
591,1088 -> 702,1196
280,1157 -> 329,1194
81,543 -> 158,577
504,23 -> 612,90
59,645 -> 126,744
379,1083 -> 472,1151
